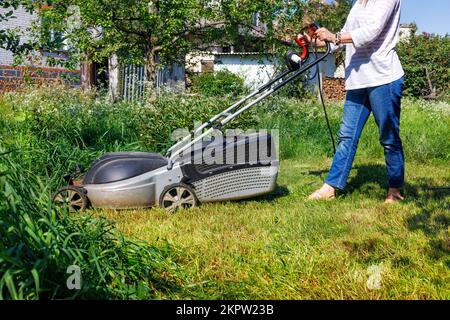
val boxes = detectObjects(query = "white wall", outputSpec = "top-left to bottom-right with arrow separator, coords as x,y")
0,7 -> 37,66
214,53 -> 337,89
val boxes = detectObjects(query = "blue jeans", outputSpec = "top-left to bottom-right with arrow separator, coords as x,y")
326,76 -> 405,190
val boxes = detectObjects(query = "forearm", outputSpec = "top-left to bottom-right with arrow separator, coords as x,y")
337,32 -> 353,44
316,28 -> 353,46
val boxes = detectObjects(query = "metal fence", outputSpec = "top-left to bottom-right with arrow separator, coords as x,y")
121,65 -> 146,103
121,63 -> 185,102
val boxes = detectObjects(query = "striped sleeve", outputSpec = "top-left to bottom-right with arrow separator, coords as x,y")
350,0 -> 399,48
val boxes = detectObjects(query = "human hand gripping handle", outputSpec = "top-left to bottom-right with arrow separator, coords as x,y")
315,27 -> 336,44
292,23 -> 323,60
296,25 -> 330,48
315,27 -> 353,46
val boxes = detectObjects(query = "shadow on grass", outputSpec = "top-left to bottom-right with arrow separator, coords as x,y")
307,164 -> 388,197
310,163 -> 449,198
309,163 -> 449,266
405,184 -> 450,266
348,165 -> 450,265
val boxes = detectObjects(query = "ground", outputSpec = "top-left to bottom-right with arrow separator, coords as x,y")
99,156 -> 450,300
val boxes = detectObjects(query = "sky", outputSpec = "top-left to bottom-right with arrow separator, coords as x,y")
325,0 -> 450,35
400,0 -> 449,35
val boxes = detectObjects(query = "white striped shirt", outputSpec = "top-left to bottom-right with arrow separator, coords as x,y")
333,0 -> 404,90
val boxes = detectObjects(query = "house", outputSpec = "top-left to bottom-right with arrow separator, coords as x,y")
0,6 -> 81,92
186,50 -> 276,89
186,49 -> 337,89
184,6 -> 342,96
0,4 -> 186,100
399,23 -> 416,42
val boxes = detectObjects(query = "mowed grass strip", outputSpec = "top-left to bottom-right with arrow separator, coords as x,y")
98,158 -> 450,300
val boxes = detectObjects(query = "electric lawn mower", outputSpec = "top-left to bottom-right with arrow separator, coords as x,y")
53,23 -> 333,213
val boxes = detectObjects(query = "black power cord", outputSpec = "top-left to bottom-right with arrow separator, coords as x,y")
312,37 -> 337,154
285,33 -> 337,155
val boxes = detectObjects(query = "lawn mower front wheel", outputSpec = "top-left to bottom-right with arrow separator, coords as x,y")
159,183 -> 199,213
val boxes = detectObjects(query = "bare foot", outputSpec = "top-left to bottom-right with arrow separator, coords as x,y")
384,188 -> 405,204
308,183 -> 336,201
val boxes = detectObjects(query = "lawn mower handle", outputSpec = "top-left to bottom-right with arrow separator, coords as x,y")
166,41 -> 331,168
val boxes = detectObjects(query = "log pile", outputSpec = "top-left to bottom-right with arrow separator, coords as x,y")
323,77 -> 346,101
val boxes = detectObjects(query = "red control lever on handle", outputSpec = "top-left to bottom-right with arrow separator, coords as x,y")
294,37 -> 309,61
292,23 -> 320,62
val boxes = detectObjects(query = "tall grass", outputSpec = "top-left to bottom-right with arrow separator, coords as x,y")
0,85 -> 258,177
0,149 -> 184,299
258,96 -> 450,162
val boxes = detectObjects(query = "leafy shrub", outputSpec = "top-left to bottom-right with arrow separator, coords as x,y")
397,32 -> 449,99
191,70 -> 249,97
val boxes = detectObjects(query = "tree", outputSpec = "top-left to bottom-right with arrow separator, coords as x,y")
1,1 -> 352,96
31,0 -> 277,94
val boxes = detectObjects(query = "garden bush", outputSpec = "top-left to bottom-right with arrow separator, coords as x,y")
397,31 -> 449,99
191,70 -> 249,97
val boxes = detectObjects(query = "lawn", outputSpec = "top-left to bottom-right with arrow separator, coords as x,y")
99,156 -> 449,299
1,87 -> 449,299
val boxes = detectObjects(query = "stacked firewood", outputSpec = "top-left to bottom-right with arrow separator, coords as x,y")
323,77 -> 346,101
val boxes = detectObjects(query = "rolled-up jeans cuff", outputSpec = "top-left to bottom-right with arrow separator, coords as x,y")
325,180 -> 344,191
389,183 -> 404,189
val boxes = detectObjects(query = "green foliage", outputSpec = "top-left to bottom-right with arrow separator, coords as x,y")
191,70 -> 249,98
397,32 -> 450,98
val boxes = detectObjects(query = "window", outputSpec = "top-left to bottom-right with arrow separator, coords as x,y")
40,16 -> 68,57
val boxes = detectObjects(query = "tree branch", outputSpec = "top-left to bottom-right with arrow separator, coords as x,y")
168,20 -> 227,47
111,11 -> 150,38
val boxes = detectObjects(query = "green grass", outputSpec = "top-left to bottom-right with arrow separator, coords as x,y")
98,157 -> 449,300
1,86 -> 449,299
